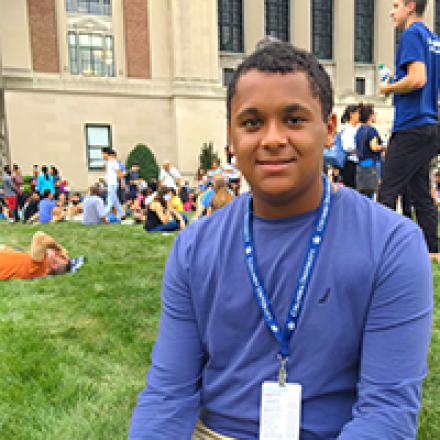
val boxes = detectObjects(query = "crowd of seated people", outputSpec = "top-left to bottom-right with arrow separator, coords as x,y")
1,155 -> 242,230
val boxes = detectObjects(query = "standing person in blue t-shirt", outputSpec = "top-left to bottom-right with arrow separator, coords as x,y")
355,104 -> 386,199
379,0 -> 440,259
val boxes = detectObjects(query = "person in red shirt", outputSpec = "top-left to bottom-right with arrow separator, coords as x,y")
0,232 -> 70,280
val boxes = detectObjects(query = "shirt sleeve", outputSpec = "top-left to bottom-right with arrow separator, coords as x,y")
129,234 -> 205,439
398,29 -> 425,69
338,226 -> 433,439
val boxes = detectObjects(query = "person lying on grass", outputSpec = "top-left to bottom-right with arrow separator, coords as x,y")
0,231 -> 70,280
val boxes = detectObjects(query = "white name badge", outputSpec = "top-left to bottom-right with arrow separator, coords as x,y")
260,382 -> 302,440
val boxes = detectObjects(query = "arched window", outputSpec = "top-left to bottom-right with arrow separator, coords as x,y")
218,0 -> 244,53
265,0 -> 289,42
312,0 -> 333,60
355,0 -> 374,63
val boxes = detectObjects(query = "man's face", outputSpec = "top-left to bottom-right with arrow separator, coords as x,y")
46,249 -> 69,275
163,162 -> 170,171
15,168 -> 21,175
390,0 -> 414,30
133,165 -> 140,172
102,152 -> 108,161
228,70 -> 335,210
211,161 -> 219,170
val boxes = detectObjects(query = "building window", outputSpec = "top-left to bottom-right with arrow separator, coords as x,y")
355,77 -> 366,95
265,0 -> 289,42
68,32 -> 115,77
312,0 -> 333,60
86,125 -> 111,170
355,0 -> 374,63
66,0 -> 111,16
218,0 -> 244,53
223,68 -> 235,87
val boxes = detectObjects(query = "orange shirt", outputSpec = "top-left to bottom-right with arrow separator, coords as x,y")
0,250 -> 49,280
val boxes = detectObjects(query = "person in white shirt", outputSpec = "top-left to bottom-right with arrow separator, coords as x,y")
102,148 -> 125,219
340,104 -> 360,189
159,160 -> 181,191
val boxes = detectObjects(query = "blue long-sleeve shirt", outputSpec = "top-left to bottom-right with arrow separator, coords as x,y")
130,187 -> 433,439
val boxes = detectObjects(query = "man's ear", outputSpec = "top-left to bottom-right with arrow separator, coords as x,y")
324,113 -> 338,148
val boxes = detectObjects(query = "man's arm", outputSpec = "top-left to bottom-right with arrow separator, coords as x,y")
380,61 -> 427,96
129,234 -> 204,439
30,232 -> 69,262
338,227 -> 433,439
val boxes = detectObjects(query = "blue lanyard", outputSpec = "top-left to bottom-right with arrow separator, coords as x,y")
243,176 -> 333,360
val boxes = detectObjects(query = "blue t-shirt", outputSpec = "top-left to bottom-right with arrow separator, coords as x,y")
130,187 -> 432,439
393,21 -> 440,132
39,199 -> 56,224
356,125 -> 382,165
37,174 -> 55,196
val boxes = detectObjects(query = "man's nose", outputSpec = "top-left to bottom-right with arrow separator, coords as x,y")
261,121 -> 287,148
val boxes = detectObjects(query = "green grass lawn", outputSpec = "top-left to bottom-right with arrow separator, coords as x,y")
0,221 -> 439,439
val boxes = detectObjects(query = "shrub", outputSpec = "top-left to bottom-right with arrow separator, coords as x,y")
199,142 -> 220,172
125,144 -> 160,182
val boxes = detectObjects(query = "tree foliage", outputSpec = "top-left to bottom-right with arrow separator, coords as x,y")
125,144 -> 159,182
199,142 -> 220,172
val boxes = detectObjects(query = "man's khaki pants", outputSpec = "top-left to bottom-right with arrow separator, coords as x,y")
192,421 -> 235,439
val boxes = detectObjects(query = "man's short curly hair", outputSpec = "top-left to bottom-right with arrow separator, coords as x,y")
226,42 -> 334,122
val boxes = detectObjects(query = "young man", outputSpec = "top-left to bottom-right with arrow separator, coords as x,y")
0,231 -> 70,280
103,149 -> 125,220
126,163 -> 141,202
2,165 -> 17,223
82,185 -> 109,225
378,0 -> 440,259
12,164 -> 24,221
159,160 -> 181,191
39,189 -> 65,224
130,43 -> 433,439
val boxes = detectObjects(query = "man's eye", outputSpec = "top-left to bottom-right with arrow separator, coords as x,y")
286,116 -> 304,124
242,118 -> 261,128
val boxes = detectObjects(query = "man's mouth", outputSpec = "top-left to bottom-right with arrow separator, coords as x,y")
256,158 -> 296,171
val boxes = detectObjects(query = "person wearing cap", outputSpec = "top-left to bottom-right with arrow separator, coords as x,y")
159,160 -> 181,191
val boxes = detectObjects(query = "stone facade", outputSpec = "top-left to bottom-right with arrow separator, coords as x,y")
0,0 -> 437,189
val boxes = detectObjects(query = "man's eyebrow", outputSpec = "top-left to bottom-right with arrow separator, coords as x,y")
236,107 -> 260,119
284,104 -> 310,113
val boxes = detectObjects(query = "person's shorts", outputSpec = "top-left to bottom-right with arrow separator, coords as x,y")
5,196 -> 17,210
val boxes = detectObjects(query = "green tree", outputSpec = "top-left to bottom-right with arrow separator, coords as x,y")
125,144 -> 159,182
199,142 -> 220,172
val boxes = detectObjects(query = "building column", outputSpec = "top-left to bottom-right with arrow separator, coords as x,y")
334,0 -> 355,94
55,0 -> 69,76
291,0 -> 311,51
424,0 -> 435,31
169,0 -> 219,80
376,0 -> 395,75
243,0 -> 264,54
113,0 -> 127,78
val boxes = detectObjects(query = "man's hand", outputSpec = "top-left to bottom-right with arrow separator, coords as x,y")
380,77 -> 392,97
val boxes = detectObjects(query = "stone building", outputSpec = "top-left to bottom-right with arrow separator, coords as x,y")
0,0 -> 439,188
